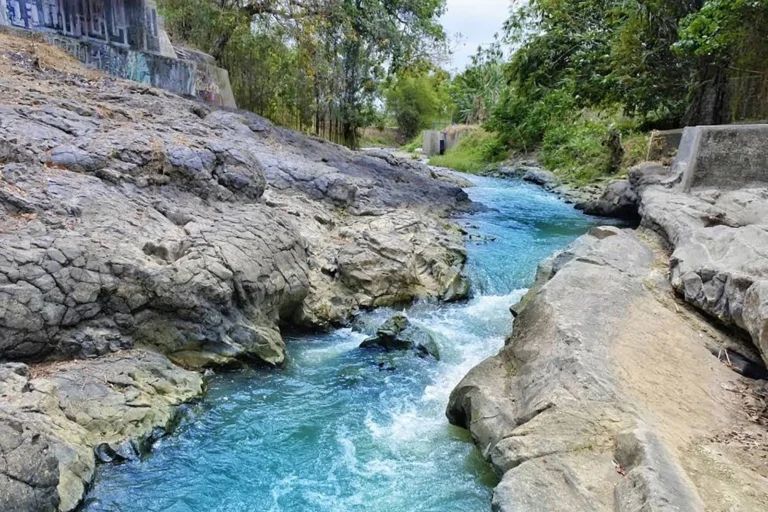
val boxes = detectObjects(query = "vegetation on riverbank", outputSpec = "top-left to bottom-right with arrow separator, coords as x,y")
157,0 -> 447,147
409,0 -> 768,184
427,129 -> 505,174
156,0 -> 768,185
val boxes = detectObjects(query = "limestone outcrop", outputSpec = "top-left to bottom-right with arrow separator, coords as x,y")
0,34 -> 473,511
448,226 -> 768,511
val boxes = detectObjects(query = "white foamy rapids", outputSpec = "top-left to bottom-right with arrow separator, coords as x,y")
298,329 -> 366,364
365,289 -> 527,448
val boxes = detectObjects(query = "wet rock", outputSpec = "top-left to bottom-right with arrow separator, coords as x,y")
0,351 -> 203,511
360,315 -> 441,360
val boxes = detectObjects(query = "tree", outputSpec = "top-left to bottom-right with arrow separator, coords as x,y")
158,0 -> 448,147
450,39 -> 505,124
385,69 -> 450,138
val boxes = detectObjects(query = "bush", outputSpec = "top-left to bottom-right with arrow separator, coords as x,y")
400,132 -> 424,153
540,114 -> 647,185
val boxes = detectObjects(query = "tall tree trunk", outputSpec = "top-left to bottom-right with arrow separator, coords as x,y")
683,62 -> 731,126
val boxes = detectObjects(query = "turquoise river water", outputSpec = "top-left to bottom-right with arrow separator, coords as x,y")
82,175 -> 606,512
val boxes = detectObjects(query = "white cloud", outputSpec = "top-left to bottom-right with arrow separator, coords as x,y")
441,0 -> 512,72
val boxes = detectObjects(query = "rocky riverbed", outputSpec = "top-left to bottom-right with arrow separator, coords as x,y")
0,33 -> 472,511
2,31 -> 768,512
448,162 -> 768,510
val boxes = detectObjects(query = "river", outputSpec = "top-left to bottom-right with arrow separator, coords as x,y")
81,174 -> 605,512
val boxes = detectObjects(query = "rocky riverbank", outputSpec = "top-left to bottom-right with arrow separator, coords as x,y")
0,34 -> 473,510
448,161 -> 768,510
486,162 -> 641,221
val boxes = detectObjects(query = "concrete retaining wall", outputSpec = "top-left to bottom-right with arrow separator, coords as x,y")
1,1 -> 236,108
422,128 -> 467,157
673,124 -> 768,192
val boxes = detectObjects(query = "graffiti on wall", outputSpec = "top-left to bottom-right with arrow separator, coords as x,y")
4,0 -> 130,44
194,63 -> 236,108
42,33 -> 195,96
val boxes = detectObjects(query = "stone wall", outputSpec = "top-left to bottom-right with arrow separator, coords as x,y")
674,124 -> 768,192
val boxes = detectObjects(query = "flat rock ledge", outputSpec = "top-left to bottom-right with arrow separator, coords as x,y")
0,350 -> 204,511
448,225 -> 768,511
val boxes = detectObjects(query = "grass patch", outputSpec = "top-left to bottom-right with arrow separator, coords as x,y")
359,127 -> 402,148
539,112 -> 650,185
428,129 -> 506,173
400,132 -> 424,153
620,132 -> 650,171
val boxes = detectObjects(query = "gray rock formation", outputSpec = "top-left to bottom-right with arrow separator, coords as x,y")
637,166 -> 768,366
359,314 -> 440,360
447,227 -> 714,511
0,351 -> 203,511
0,36 -> 470,369
581,179 -> 639,220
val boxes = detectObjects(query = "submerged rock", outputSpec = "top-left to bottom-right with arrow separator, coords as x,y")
360,315 -> 441,360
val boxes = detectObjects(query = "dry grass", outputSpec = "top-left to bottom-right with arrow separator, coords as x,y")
0,28 -> 102,80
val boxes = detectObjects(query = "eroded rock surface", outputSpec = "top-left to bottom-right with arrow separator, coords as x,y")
0,351 -> 203,511
0,35 -> 470,369
448,226 -> 768,511
636,163 -> 768,366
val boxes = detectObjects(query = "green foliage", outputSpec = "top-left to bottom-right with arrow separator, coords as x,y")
540,118 -> 613,185
449,39 -> 506,124
677,0 -> 768,60
401,132 -> 425,153
385,70 -> 451,138
158,0 -> 448,147
537,112 -> 647,185
359,128 -> 401,148
428,129 -> 506,173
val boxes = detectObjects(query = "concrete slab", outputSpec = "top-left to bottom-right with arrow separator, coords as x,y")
671,124 -> 768,192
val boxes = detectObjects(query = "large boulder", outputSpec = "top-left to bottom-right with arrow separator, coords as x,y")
447,227 -> 723,511
296,210 -> 469,328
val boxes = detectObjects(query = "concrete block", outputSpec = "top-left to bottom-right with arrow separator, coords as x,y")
423,130 -> 442,157
672,124 -> 768,192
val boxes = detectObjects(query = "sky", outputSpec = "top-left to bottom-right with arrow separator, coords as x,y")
440,0 -> 512,72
